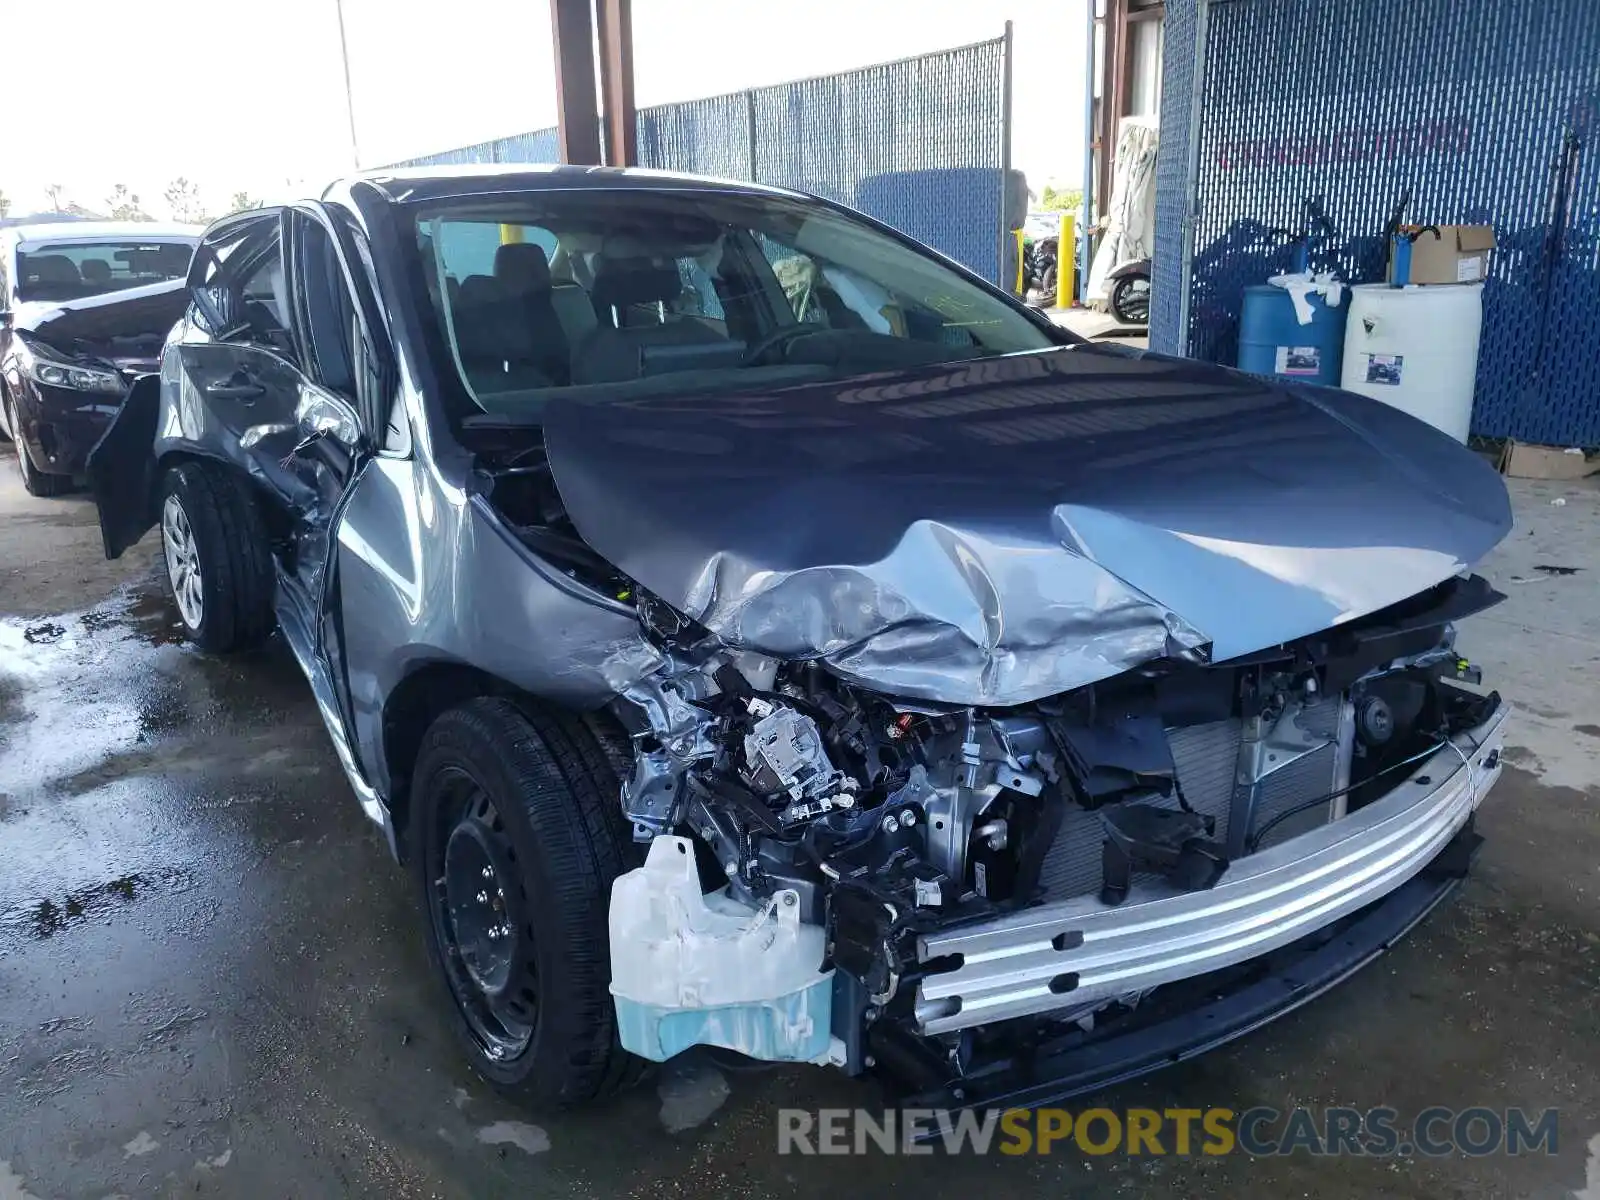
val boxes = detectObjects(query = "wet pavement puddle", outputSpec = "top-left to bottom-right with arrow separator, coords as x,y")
0,866 -> 196,944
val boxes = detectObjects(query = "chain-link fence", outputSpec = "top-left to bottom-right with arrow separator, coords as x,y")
1154,0 -> 1600,446
389,38 -> 1009,282
392,127 -> 560,167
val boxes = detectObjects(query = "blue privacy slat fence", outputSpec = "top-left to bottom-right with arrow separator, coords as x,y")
1153,0 -> 1600,445
390,39 -> 1008,284
393,127 -> 562,167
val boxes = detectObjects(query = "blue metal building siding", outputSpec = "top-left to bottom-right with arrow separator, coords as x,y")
1156,0 -> 1600,445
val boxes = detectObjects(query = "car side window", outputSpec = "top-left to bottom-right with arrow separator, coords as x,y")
292,209 -> 397,447
236,253 -> 294,351
193,240 -> 294,358
188,213 -> 296,358
294,218 -> 358,400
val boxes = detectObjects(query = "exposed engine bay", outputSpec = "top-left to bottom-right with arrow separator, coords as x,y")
475,426 -> 1509,1086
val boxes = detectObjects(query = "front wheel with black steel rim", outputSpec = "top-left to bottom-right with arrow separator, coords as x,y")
1110,273 -> 1151,326
158,461 -> 276,652
411,697 -> 645,1109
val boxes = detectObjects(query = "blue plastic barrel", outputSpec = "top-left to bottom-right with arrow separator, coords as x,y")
1237,284 -> 1348,386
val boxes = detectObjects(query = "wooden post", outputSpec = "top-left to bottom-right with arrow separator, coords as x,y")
596,0 -> 638,167
550,0 -> 602,165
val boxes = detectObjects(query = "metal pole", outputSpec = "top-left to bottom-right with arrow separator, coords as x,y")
550,0 -> 603,165
746,91 -> 758,180
1056,212 -> 1076,309
596,0 -> 637,167
1080,0 -> 1096,304
333,0 -> 361,169
1102,0 -> 1129,218
1173,0 -> 1209,357
999,20 -> 1014,287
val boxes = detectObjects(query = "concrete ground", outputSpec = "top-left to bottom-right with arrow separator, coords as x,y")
1047,305 -> 1150,348
1,448 -> 1598,1199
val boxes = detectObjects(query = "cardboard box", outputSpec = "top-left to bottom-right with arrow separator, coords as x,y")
1390,224 -> 1496,285
1497,440 -> 1597,480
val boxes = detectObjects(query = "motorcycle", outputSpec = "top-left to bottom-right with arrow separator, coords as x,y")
1023,235 -> 1059,302
1106,258 -> 1151,326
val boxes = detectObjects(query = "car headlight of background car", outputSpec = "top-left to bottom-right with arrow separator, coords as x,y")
13,335 -> 125,395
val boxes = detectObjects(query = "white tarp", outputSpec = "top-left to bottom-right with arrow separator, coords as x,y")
1087,116 -> 1159,304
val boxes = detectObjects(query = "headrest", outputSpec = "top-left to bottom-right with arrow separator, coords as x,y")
452,276 -> 537,362
25,254 -> 81,285
457,274 -> 504,309
494,242 -> 551,294
80,258 -> 113,285
590,258 -> 683,311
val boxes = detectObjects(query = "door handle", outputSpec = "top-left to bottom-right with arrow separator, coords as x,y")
204,379 -> 265,400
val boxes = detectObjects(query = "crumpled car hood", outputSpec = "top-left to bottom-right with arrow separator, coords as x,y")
542,345 -> 1511,706
13,278 -> 187,371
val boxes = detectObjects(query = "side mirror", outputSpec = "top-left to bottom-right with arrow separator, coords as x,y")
295,390 -> 361,449
190,285 -> 228,336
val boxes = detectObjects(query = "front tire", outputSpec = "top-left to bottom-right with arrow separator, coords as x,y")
158,461 -> 276,652
6,391 -> 72,496
410,698 -> 645,1109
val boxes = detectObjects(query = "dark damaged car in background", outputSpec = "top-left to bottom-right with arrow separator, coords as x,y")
1,220 -> 200,495
87,167 -> 1512,1111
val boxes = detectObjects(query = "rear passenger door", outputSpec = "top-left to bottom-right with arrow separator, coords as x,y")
177,210 -> 353,641
89,210 -> 297,557
177,208 -> 311,505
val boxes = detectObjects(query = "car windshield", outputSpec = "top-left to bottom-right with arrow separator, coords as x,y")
406,188 -> 1056,422
15,239 -> 196,302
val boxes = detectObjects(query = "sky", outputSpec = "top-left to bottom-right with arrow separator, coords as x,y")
2,0 -> 1089,222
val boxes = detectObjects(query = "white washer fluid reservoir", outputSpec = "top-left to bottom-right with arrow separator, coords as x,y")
609,835 -> 834,1063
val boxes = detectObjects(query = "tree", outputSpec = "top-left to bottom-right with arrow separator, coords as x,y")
45,183 -> 68,212
164,176 -> 207,224
229,191 -> 264,213
0,189 -> 10,219
105,184 -> 152,222
1040,185 -> 1085,215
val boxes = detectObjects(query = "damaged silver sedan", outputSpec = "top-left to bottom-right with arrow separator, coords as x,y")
88,167 -> 1512,1111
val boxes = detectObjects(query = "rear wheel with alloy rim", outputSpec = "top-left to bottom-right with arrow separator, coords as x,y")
163,494 -> 205,629
411,697 -> 645,1108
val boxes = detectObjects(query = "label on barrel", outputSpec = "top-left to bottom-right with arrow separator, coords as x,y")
1275,345 -> 1322,376
1364,353 -> 1404,386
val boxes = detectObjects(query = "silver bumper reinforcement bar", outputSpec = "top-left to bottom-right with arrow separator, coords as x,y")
914,701 -> 1509,1035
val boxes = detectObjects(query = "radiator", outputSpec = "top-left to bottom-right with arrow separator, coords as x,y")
1036,699 -> 1345,900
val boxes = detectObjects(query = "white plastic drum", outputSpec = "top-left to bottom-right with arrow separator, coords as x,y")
1339,283 -> 1484,443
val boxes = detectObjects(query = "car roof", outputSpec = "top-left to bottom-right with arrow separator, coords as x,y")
341,163 -> 809,206
8,220 -> 204,246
